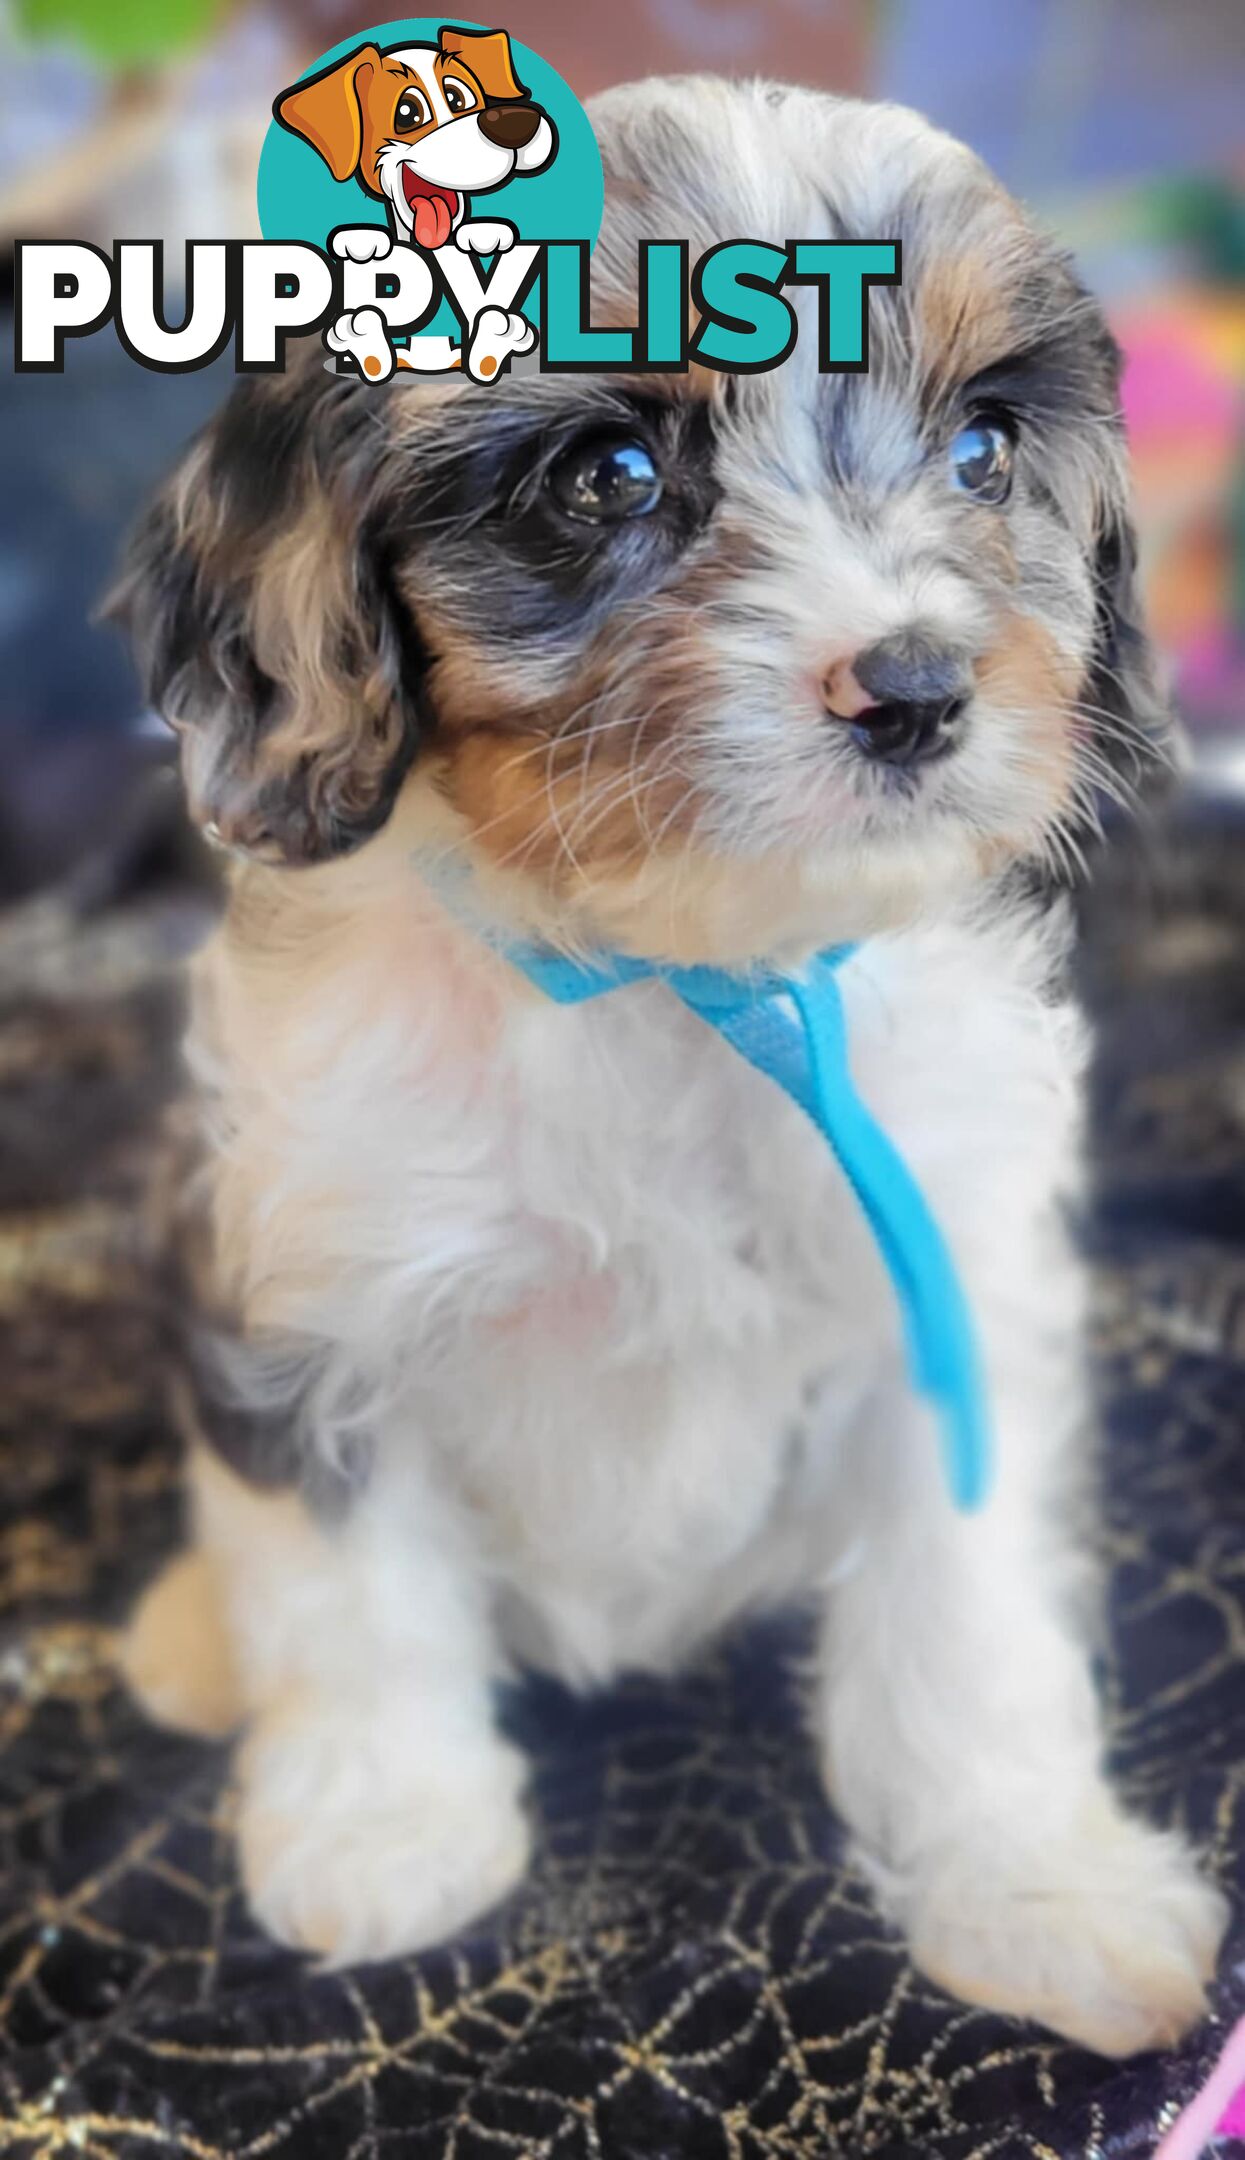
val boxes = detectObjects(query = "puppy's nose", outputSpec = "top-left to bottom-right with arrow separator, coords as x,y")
823,633 -> 973,769
478,103 -> 541,149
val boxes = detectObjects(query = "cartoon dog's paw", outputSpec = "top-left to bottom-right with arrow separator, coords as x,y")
326,306 -> 395,382
394,338 -> 462,374
331,226 -> 393,264
454,218 -> 517,256
466,305 -> 537,383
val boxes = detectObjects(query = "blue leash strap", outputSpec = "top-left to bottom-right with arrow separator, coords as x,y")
505,937 -> 993,1512
677,956 -> 992,1511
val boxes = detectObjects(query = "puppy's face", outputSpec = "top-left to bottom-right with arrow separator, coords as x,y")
121,81 -> 1172,962
275,31 -> 554,251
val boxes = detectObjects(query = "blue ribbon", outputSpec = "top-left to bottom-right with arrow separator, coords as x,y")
508,937 -> 992,1511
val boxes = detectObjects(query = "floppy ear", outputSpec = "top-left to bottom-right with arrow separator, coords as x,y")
274,43 -> 381,184
439,24 -> 529,102
111,376 -> 425,866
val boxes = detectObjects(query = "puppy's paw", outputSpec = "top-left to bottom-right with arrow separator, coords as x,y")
454,218 -> 517,255
121,1550 -> 242,1740
238,1708 -> 531,1963
331,226 -> 393,263
893,1798 -> 1227,2056
466,305 -> 536,383
325,306 -> 395,382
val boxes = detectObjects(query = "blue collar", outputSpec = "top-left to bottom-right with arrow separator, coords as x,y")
500,935 -> 991,1512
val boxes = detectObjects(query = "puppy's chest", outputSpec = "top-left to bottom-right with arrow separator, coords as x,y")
487,985 -> 875,1344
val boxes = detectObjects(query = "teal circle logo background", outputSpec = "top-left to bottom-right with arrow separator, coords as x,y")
257,19 -> 603,256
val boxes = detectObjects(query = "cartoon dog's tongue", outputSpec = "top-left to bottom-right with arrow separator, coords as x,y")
402,171 -> 460,251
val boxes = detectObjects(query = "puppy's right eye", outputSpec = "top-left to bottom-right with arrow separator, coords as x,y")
394,90 -> 430,131
547,434 -> 664,523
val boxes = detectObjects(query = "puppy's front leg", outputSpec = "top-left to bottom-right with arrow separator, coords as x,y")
815,1270 -> 1227,2056
194,1447 -> 529,1965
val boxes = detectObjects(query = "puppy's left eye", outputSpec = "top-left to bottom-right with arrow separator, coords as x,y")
547,434 -> 664,523
443,78 -> 475,115
948,415 -> 1015,504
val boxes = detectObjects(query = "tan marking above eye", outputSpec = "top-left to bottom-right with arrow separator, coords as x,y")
435,56 -> 482,114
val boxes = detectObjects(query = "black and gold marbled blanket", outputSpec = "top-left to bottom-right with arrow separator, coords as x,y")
0,804 -> 1242,2160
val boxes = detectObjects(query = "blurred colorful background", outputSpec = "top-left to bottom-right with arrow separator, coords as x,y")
0,0 -> 1241,897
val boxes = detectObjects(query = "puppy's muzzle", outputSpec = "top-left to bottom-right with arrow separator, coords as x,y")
823,633 -> 973,769
478,103 -> 544,150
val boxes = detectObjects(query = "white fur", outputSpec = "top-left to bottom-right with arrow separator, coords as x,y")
125,73 -> 1227,2055
128,816 -> 1226,2048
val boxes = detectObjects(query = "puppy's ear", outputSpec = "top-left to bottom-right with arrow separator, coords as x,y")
274,43 -> 381,184
439,25 -> 529,102
112,379 -> 424,865
1084,458 -> 1181,802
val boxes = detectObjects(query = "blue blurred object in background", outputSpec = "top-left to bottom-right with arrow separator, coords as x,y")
0,349 -> 229,892
881,0 -> 1242,195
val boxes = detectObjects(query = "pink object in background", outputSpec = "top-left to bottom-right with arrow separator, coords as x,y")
1114,294 -> 1245,721
1217,2079 -> 1245,2140
1120,328 -> 1240,440
1155,2014 -> 1245,2160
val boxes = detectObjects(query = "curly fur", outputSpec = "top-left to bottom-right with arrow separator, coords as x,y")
116,78 -> 1224,2051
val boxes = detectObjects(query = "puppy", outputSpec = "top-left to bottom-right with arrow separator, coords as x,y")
117,77 -> 1228,2055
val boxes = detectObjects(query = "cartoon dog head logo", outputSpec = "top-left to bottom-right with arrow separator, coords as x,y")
263,22 -> 598,386
275,25 -> 557,254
